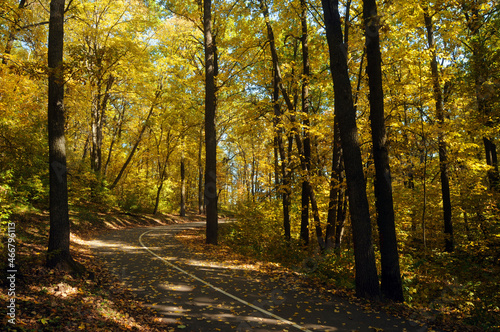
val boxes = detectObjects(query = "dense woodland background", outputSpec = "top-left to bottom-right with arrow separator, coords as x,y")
1,0 -> 499,329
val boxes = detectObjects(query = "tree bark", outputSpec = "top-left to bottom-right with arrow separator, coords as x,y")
198,126 -> 205,214
103,100 -> 125,177
260,0 -> 323,246
299,0 -> 312,246
90,75 -> 114,175
321,0 -> 380,300
110,87 -> 160,189
424,8 -> 454,253
326,122 -> 343,250
204,0 -> 218,245
363,0 -> 404,302
180,147 -> 186,217
464,4 -> 499,191
273,67 -> 291,241
47,0 -> 78,272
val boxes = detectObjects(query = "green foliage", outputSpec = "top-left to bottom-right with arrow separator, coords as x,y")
0,170 -> 13,233
220,200 -> 306,266
309,250 -> 356,290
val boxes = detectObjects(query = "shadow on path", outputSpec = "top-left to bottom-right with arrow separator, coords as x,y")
91,221 -> 426,332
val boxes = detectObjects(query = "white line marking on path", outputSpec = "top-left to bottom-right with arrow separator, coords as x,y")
138,229 -> 312,332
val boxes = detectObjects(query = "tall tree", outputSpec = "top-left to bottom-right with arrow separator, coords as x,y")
362,0 -> 404,301
2,0 -> 27,65
299,0 -> 312,246
46,0 -> 78,271
180,139 -> 186,217
423,6 -> 453,252
462,0 -> 499,191
204,0 -> 218,244
321,0 -> 380,299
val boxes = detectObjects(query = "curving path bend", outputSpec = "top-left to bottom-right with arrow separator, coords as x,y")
91,222 -> 427,332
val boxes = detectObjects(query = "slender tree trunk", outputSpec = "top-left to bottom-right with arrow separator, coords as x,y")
103,101 -> 125,177
326,123 -> 342,250
321,0 -> 380,300
90,75 -> 114,176
300,0 -> 312,246
204,0 -> 218,244
2,0 -> 27,64
464,5 -> 500,191
180,147 -> 186,217
261,0 -> 324,246
335,190 -> 348,249
198,125 -> 204,214
110,87 -> 160,189
47,0 -> 78,271
424,9 -> 453,252
260,0 -> 291,241
153,181 -> 163,215
362,0 -> 404,302
273,68 -> 291,241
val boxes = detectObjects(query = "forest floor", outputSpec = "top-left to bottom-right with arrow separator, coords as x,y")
0,204 -> 183,331
91,220 -> 425,331
0,206 -> 496,331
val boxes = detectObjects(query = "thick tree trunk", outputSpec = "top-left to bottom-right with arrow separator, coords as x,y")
424,9 -> 454,253
321,0 -> 380,300
204,0 -> 218,245
363,0 -> 404,302
47,0 -> 78,272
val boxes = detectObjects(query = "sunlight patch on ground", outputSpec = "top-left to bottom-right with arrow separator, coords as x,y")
181,258 -> 262,272
158,283 -> 195,292
46,282 -> 79,298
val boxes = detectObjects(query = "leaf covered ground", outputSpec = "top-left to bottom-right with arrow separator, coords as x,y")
0,205 -> 184,331
176,223 -> 499,332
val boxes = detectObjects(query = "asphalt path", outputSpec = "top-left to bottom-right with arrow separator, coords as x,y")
91,222 -> 427,331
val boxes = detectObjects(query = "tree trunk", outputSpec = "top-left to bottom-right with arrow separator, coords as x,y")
2,0 -> 27,65
260,0 -> 291,241
180,148 -> 186,217
273,67 -> 291,241
464,4 -> 500,191
321,0 -> 380,300
110,87 -> 160,189
260,0 -> 324,245
198,125 -> 205,214
90,74 -> 114,176
363,0 -> 404,302
299,0 -> 312,247
153,181 -> 163,215
103,100 -> 125,177
326,123 -> 342,250
204,0 -> 218,245
424,9 -> 454,253
47,0 -> 78,272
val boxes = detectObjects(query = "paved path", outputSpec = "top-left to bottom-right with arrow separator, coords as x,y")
91,222 -> 426,331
